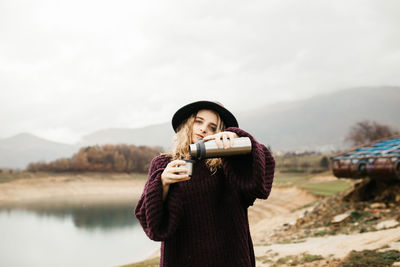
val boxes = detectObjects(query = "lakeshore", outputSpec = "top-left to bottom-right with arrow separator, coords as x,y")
2,173 -> 399,266
0,173 -> 147,206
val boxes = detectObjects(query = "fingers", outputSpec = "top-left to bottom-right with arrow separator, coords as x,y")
162,174 -> 190,185
202,134 -> 215,142
169,167 -> 188,174
215,135 -> 223,149
164,171 -> 190,183
168,160 -> 186,167
203,132 -> 237,149
222,134 -> 229,149
163,166 -> 189,177
167,173 -> 190,180
162,160 -> 190,186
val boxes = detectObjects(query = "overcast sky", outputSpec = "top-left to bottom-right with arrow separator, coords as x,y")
1,0 -> 399,144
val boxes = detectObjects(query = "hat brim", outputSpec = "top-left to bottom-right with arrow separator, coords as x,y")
172,101 -> 238,132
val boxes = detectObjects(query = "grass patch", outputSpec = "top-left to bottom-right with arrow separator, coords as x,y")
274,171 -> 352,196
349,210 -> 371,222
313,230 -> 329,237
340,249 -> 400,267
276,255 -> 296,265
302,253 -> 324,262
273,172 -> 312,187
299,180 -> 352,196
273,253 -> 323,266
256,255 -> 274,264
119,257 -> 160,267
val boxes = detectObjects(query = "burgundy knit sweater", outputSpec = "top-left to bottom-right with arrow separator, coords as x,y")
135,127 -> 275,267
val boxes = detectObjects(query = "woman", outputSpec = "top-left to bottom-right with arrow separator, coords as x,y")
135,101 -> 275,267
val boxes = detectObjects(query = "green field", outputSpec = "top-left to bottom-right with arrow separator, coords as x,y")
274,171 -> 353,196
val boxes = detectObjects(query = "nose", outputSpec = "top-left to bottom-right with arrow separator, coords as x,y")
200,125 -> 207,133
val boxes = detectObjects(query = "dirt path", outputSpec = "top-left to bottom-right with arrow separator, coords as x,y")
249,187 -> 317,245
254,227 -> 400,266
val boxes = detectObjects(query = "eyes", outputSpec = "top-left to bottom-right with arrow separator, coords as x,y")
195,119 -> 217,132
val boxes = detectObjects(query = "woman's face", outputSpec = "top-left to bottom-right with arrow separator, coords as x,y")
192,109 -> 218,143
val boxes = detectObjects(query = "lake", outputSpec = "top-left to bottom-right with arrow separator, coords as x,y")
0,199 -> 159,267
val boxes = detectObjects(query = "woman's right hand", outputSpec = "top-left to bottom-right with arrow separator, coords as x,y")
161,160 -> 191,187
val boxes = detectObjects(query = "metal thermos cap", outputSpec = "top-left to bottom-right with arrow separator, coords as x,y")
189,137 -> 252,160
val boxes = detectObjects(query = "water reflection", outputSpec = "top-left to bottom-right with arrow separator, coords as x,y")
0,198 -> 159,267
0,198 -> 139,230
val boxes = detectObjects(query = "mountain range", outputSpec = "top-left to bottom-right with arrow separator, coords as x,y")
1,86 -> 399,169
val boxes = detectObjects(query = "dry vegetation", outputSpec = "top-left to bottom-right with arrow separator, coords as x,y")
261,175 -> 400,267
26,144 -> 162,173
274,152 -> 331,174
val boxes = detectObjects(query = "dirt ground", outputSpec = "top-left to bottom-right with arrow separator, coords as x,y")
249,186 -> 318,245
1,175 -> 399,266
249,185 -> 400,266
0,175 -> 146,206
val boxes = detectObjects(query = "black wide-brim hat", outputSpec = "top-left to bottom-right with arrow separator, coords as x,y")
172,100 -> 239,132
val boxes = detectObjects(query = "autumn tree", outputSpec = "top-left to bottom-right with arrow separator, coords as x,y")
114,152 -> 127,172
71,149 -> 89,171
26,144 -> 162,173
346,120 -> 399,146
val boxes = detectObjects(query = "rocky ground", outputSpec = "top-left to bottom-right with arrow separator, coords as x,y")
251,178 -> 400,266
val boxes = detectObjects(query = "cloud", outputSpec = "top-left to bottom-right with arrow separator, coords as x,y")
1,0 -> 399,143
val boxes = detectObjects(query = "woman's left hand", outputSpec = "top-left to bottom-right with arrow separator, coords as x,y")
202,131 -> 239,149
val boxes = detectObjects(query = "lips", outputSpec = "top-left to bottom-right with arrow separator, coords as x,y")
195,134 -> 204,139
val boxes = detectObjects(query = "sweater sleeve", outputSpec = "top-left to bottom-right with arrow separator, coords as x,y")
222,127 -> 275,206
134,155 -> 184,241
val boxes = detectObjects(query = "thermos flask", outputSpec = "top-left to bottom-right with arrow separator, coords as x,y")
189,137 -> 252,160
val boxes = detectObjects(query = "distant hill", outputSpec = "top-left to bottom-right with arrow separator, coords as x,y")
1,86 -> 399,169
0,133 -> 78,169
80,86 -> 400,151
238,86 -> 400,151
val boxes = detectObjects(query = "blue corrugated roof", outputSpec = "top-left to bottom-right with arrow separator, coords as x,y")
335,138 -> 400,160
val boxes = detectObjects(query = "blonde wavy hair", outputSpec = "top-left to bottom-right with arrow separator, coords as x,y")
164,111 -> 225,174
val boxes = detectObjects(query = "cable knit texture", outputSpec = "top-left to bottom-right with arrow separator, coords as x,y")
135,127 -> 275,267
